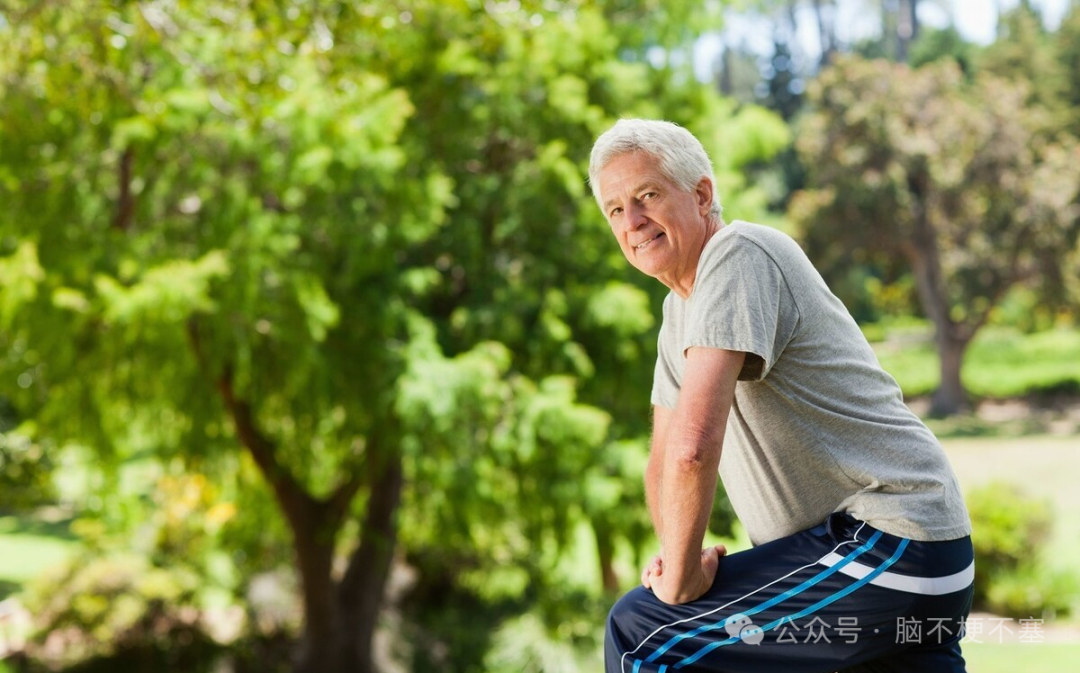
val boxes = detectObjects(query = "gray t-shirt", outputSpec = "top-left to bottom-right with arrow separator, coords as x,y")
651,221 -> 970,545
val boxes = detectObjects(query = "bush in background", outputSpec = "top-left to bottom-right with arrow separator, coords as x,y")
19,552 -> 217,670
967,482 -> 1078,618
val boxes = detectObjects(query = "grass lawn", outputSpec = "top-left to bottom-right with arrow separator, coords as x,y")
0,512 -> 78,599
941,434 -> 1080,672
872,326 -> 1080,399
963,641 -> 1080,672
942,435 -> 1080,574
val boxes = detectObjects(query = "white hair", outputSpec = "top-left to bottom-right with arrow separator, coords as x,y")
588,118 -> 722,220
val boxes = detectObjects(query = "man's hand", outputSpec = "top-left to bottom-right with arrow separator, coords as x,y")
641,553 -> 663,589
644,544 -> 727,604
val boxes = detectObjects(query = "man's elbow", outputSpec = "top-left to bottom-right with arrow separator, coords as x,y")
669,441 -> 720,472
655,586 -> 702,606
672,420 -> 722,462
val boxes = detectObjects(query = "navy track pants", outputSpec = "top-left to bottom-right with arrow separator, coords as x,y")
606,513 -> 974,673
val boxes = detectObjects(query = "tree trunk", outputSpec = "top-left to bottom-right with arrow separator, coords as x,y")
336,447 -> 404,673
718,44 -> 733,96
903,171 -> 971,418
214,364 -> 402,673
289,450 -> 401,673
293,505 -> 345,673
594,522 -> 620,595
896,0 -> 919,62
908,0 -> 920,43
113,146 -> 136,231
931,333 -> 970,417
811,0 -> 836,66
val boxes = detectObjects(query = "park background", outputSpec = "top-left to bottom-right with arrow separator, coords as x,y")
1,0 -> 1079,671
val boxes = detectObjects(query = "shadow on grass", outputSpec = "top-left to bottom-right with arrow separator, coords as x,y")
0,578 -> 21,600
3,633 -> 295,673
923,415 -> 1050,440
910,390 -> 1080,440
0,509 -> 78,542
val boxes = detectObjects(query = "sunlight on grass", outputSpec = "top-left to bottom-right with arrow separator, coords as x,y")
963,642 -> 1080,672
943,436 -> 1080,591
0,515 -> 78,586
0,535 -> 75,584
873,327 -> 1080,399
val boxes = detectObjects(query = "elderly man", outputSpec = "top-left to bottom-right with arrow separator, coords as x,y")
590,119 -> 974,673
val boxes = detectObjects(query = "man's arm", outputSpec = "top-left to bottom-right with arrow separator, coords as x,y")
648,346 -> 744,605
646,405 -> 672,542
640,405 -> 671,590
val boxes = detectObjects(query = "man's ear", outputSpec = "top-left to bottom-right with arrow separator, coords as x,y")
695,177 -> 714,217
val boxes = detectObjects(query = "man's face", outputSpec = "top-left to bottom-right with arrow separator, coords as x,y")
597,151 -> 713,292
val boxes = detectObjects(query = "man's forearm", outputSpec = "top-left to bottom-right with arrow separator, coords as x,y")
645,448 -> 663,542
652,348 -> 742,602
646,406 -> 674,545
659,436 -> 720,598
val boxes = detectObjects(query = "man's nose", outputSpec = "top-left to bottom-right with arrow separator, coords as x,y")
623,202 -> 647,230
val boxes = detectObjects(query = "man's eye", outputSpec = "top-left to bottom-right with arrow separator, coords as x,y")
610,207 -> 623,217
642,192 -> 656,200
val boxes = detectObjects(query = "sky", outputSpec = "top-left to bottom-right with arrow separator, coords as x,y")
927,0 -> 1071,43
693,0 -> 1074,81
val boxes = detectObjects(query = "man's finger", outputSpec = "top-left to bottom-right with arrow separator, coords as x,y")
642,563 -> 659,587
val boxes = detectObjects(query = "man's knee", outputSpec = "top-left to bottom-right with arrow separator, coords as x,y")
606,586 -> 654,646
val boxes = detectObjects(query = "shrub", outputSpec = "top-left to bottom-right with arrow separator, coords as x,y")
966,482 -> 1077,618
985,564 -> 1078,620
21,551 -> 216,670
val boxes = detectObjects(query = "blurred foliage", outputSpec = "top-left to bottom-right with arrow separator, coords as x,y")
977,2 -> 1071,130
968,483 -> 1052,581
874,325 -> 1080,402
910,25 -> 976,73
0,0 -> 786,670
983,563 -> 1079,622
966,483 -> 1077,619
0,338 -> 54,509
20,552 -> 212,669
791,55 -> 1080,415
1059,3 -> 1080,137
0,430 -> 55,511
483,610 -> 602,673
2,0 -> 1079,669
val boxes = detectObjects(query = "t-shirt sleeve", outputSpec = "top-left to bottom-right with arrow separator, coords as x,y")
650,297 -> 681,409
684,234 -> 798,381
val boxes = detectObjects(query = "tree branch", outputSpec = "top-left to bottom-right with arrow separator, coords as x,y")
216,364 -> 309,513
326,465 -> 365,527
185,319 -> 316,527
113,146 -> 136,231
338,424 -> 402,607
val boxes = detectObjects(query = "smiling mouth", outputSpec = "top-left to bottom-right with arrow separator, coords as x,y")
636,233 -> 664,250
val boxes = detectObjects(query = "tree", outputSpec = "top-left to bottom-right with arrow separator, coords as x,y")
1054,0 -> 1080,137
891,0 -> 920,62
0,3 -> 443,668
716,39 -> 767,104
759,37 -> 806,121
1059,2 -> 1080,314
790,56 -> 1080,416
978,0 -> 1070,129
909,24 -> 976,73
0,1 -> 787,671
810,0 -> 839,65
